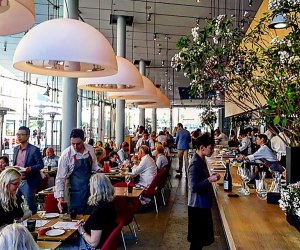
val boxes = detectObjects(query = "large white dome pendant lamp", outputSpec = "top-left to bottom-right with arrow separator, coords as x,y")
13,18 -> 118,77
78,56 -> 143,91
0,0 -> 35,35
108,76 -> 156,100
138,93 -> 170,108
126,88 -> 163,105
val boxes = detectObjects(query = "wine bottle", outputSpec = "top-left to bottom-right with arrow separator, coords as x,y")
224,160 -> 232,192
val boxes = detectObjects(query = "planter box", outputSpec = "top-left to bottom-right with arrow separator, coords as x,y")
286,147 -> 300,185
286,212 -> 300,232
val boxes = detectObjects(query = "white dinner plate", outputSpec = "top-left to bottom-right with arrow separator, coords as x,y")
43,213 -> 59,219
125,172 -> 135,176
45,229 -> 65,236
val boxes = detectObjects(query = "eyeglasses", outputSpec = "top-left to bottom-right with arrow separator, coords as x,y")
10,181 -> 21,186
16,133 -> 28,136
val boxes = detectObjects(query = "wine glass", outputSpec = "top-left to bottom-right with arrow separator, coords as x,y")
256,171 -> 267,200
37,210 -> 46,219
237,164 -> 250,196
241,167 -> 251,195
125,175 -> 131,195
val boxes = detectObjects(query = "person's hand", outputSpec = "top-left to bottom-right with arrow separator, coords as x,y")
208,173 -> 221,183
75,219 -> 85,227
25,167 -> 31,172
57,197 -> 65,213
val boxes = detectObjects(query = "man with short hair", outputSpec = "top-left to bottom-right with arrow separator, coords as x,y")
175,123 -> 191,177
117,142 -> 130,163
136,132 -> 155,151
43,147 -> 59,168
131,145 -> 157,188
13,126 -> 44,214
54,128 -> 99,214
109,151 -> 120,168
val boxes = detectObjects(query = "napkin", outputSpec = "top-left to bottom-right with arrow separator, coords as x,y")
38,227 -> 52,235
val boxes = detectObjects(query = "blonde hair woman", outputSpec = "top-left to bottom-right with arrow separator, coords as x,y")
0,168 -> 23,227
61,174 -> 116,250
0,223 -> 38,250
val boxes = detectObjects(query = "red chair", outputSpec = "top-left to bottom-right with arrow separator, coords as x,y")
157,166 -> 169,206
113,182 -> 141,230
142,171 -> 165,214
44,193 -> 67,213
113,196 -> 138,248
101,222 -> 124,250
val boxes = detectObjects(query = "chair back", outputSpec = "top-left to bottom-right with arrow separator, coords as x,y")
45,193 -> 67,213
113,196 -> 134,226
157,166 -> 168,189
101,222 -> 123,250
142,171 -> 162,196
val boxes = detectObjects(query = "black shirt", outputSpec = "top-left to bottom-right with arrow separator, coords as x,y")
83,201 -> 117,248
0,196 -> 24,227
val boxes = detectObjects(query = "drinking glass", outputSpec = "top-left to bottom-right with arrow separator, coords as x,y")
256,171 -> 267,200
237,164 -> 250,196
125,175 -> 131,195
37,210 -> 46,219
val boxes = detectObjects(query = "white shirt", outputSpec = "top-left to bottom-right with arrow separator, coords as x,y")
156,154 -> 168,170
157,135 -> 167,143
271,132 -> 290,160
136,138 -> 155,151
54,143 -> 99,199
131,154 -> 157,188
264,130 -> 273,140
247,145 -> 277,162
239,136 -> 251,154
214,133 -> 229,142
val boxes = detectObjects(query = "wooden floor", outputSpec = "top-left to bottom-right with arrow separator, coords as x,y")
121,157 -> 228,250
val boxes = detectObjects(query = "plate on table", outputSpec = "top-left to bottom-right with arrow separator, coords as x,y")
43,213 -> 59,219
110,169 -> 120,174
45,229 -> 65,236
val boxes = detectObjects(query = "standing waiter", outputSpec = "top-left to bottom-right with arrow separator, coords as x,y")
54,129 -> 99,214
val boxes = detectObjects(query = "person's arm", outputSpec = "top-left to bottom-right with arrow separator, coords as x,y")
238,138 -> 248,152
189,161 -> 219,194
54,151 -> 70,199
27,147 -> 44,172
131,159 -> 146,175
78,224 -> 102,248
247,146 -> 265,161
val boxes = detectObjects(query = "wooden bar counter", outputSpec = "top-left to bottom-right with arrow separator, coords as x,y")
206,157 -> 300,250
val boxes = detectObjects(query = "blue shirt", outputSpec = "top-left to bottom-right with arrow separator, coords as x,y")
175,129 -> 191,150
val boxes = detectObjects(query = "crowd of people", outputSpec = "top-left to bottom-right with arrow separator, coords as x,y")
0,122 -> 291,249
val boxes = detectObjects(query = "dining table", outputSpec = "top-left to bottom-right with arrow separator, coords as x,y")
26,213 -> 89,242
37,240 -> 61,250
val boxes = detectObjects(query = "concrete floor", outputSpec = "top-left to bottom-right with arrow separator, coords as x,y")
121,157 -> 228,250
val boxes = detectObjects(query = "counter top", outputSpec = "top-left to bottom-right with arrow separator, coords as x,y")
207,157 -> 300,250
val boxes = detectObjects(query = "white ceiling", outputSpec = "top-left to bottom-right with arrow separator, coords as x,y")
0,0 -> 262,103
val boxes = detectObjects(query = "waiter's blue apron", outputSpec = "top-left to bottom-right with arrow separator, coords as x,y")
67,152 -> 92,214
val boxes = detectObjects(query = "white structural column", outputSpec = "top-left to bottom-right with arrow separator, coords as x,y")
139,60 -> 146,127
61,0 -> 79,150
152,108 -> 157,133
115,15 -> 126,148
77,89 -> 82,128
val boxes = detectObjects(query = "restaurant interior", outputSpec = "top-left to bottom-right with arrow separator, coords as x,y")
1,0 -> 300,249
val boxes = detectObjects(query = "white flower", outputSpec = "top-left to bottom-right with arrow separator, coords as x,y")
213,37 -> 218,44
